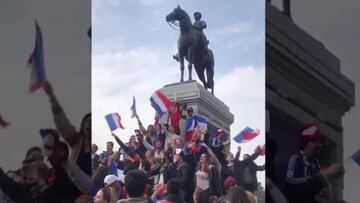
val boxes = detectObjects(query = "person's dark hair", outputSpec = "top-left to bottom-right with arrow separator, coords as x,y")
140,159 -> 151,172
124,170 -> 148,198
25,146 -> 42,158
166,179 -> 181,194
79,113 -> 91,136
163,150 -> 173,163
107,141 -> 114,147
193,188 -> 206,203
92,165 -> 109,188
101,187 -> 111,203
227,186 -> 251,203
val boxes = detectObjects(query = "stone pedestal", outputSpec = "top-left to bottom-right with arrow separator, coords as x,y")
266,2 -> 355,199
160,80 -> 234,142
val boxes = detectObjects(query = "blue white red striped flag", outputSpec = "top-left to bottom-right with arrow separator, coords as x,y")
105,113 -> 125,131
150,90 -> 172,116
184,117 -> 195,143
0,114 -> 10,129
352,148 -> 360,166
27,20 -> 46,93
234,127 -> 260,144
130,96 -> 137,118
194,115 -> 207,132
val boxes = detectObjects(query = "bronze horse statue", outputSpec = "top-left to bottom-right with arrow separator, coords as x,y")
166,6 -> 215,94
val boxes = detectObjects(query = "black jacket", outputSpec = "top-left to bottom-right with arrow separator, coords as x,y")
222,150 -> 261,187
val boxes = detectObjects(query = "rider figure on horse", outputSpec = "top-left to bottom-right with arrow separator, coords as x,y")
193,12 -> 209,52
173,11 -> 209,62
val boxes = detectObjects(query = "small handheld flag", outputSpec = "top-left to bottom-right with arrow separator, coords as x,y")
194,115 -> 207,132
27,20 -> 46,93
105,113 -> 125,131
0,114 -> 10,128
150,90 -> 172,116
234,127 -> 260,144
130,96 -> 137,118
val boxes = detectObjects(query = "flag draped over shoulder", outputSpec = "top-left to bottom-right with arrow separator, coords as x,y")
233,127 -> 260,144
0,114 -> 10,128
105,113 -> 125,131
130,96 -> 137,118
27,20 -> 46,93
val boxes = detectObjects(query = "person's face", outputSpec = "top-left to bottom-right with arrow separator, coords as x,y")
145,150 -> 153,159
174,154 -> 181,163
91,145 -> 98,154
226,153 -> 235,163
129,140 -> 136,148
218,133 -> 224,139
155,124 -> 161,132
187,110 -> 193,116
175,139 -> 182,147
200,154 -> 207,163
93,190 -> 105,203
24,166 -> 38,185
308,140 -> 323,157
106,143 -> 113,152
148,125 -> 154,132
243,154 -> 250,160
169,125 -> 175,133
113,152 -> 120,160
156,141 -> 162,149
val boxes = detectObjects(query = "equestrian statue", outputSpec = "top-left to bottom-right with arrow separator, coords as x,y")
166,5 -> 215,94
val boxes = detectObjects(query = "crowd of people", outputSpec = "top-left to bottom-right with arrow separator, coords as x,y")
0,81 -> 92,203
266,124 -> 347,203
91,103 -> 265,203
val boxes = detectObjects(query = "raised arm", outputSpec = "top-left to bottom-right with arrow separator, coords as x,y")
142,136 -> 155,151
111,133 -> 132,156
136,115 -> 147,135
202,143 -> 222,176
44,81 -> 79,148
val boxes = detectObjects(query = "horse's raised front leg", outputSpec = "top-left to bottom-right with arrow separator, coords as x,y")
187,48 -> 193,81
179,51 -> 185,82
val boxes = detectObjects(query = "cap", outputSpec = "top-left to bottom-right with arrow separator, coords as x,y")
301,124 -> 321,141
104,174 -> 123,186
224,176 -> 238,191
217,128 -> 224,135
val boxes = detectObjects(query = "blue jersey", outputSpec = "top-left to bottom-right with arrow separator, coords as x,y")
286,152 -> 321,184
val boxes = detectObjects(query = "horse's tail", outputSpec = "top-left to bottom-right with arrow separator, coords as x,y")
205,48 -> 215,93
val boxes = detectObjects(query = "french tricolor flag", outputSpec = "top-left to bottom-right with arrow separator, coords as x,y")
194,115 -> 207,132
233,127 -> 260,144
105,113 -> 125,131
27,20 -> 46,93
184,117 -> 196,143
130,96 -> 137,118
150,90 -> 172,116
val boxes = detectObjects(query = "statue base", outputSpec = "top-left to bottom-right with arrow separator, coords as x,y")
160,80 -> 234,143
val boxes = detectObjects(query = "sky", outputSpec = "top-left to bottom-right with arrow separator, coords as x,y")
0,0 -> 90,171
92,0 -> 265,185
271,0 -> 360,202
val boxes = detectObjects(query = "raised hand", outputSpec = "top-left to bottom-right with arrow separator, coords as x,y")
321,163 -> 344,180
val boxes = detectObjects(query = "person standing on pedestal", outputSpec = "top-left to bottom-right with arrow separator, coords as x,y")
211,128 -> 230,166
